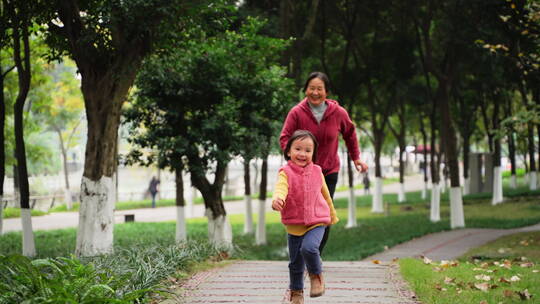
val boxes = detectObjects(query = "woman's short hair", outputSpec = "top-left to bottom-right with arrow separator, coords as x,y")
303,71 -> 331,94
284,130 -> 318,162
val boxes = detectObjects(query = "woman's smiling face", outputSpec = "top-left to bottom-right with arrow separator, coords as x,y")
305,77 -> 327,106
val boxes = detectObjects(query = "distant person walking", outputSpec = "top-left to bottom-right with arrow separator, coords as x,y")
363,173 -> 371,195
272,130 -> 339,304
280,71 -> 368,253
148,176 -> 160,208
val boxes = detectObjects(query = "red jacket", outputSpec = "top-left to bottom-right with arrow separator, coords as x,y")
280,98 -> 360,175
280,161 -> 331,226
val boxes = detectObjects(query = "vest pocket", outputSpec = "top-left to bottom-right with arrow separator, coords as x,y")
281,199 -> 299,220
314,193 -> 330,218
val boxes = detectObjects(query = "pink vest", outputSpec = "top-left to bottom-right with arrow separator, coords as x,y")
280,161 -> 331,226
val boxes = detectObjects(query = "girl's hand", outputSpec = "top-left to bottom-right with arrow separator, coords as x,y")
272,198 -> 285,211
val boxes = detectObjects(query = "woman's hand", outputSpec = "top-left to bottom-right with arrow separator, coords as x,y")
272,198 -> 285,211
354,159 -> 368,173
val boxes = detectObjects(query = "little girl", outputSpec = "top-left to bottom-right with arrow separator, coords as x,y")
272,130 -> 339,304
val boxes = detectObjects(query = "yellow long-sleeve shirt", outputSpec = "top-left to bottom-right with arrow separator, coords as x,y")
272,171 -> 339,236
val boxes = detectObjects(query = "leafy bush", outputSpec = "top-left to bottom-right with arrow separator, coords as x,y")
0,240 -> 223,303
0,254 -> 146,304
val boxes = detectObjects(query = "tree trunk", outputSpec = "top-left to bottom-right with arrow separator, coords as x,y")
56,128 -> 73,210
504,96 -> 517,188
175,167 -> 186,243
346,155 -> 357,228
492,94 -> 503,205
0,63 -> 10,234
419,118 -> 429,200
256,154 -> 268,245
243,159 -> 253,234
518,80 -> 537,189
437,81 -> 464,228
11,9 -> 35,256
76,79 -> 127,257
429,108 -> 440,222
462,132 -> 471,195
372,130 -> 384,213
190,158 -> 231,247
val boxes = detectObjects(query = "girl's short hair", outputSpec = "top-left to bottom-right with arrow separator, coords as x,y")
303,71 -> 331,94
284,130 -> 318,162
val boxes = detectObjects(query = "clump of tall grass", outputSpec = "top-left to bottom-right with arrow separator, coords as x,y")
0,240 -> 223,303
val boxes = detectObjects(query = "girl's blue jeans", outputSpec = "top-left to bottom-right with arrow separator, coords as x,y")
287,225 -> 325,290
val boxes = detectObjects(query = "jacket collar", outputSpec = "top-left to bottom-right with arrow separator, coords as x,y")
287,160 -> 313,174
299,98 -> 338,121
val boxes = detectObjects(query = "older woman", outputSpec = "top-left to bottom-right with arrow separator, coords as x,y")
280,71 -> 368,252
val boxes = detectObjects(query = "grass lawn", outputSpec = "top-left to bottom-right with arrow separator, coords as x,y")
1,187 -> 539,261
400,231 -> 540,303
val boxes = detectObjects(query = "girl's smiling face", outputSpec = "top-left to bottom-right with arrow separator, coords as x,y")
305,77 -> 327,106
287,137 -> 315,167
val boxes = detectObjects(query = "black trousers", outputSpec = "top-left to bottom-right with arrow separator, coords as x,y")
319,173 -> 338,254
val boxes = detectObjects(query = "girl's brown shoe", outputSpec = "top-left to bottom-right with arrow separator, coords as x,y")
289,289 -> 304,304
308,273 -> 325,297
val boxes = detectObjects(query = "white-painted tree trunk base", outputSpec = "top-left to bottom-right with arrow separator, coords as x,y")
463,177 -> 470,195
21,208 -> 36,257
450,187 -> 465,229
175,206 -> 187,243
64,188 -> 73,210
440,179 -> 447,193
205,209 -> 233,250
421,182 -> 428,200
371,177 -> 384,213
187,187 -> 196,217
398,183 -> 406,203
491,167 -> 503,205
255,199 -> 267,245
346,188 -> 357,228
510,175 -> 517,189
430,182 -> 440,222
243,195 -> 254,234
529,172 -> 538,190
0,195 -> 3,234
76,176 -> 115,257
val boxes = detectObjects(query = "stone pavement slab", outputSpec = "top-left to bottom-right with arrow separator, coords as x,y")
170,261 -> 419,304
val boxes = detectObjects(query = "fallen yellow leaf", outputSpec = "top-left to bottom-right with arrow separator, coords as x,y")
372,259 -> 381,264
474,282 -> 490,292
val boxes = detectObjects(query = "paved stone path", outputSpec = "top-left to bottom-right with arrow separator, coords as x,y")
364,223 -> 540,261
169,261 -> 418,304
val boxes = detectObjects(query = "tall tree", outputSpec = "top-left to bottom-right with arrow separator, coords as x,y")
44,0 -> 207,256
5,0 -> 36,256
126,17 -> 292,246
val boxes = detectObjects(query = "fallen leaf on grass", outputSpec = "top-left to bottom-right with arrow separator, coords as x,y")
479,301 -> 488,304
503,290 -> 515,298
475,274 -> 491,281
518,289 -> 533,300
510,275 -> 521,282
432,266 -> 443,272
520,262 -> 534,268
444,276 -> 455,284
422,255 -> 432,265
499,277 -> 511,284
533,270 -> 539,273
474,283 -> 490,292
